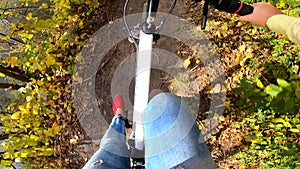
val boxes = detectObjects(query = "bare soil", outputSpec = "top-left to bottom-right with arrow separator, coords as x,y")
95,0 -> 187,123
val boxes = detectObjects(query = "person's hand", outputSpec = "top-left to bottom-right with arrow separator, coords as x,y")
239,2 -> 283,26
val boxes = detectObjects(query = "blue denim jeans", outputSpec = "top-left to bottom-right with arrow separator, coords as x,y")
82,115 -> 130,169
82,93 -> 216,169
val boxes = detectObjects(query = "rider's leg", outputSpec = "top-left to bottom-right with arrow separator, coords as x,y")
82,96 -> 130,169
143,93 -> 216,169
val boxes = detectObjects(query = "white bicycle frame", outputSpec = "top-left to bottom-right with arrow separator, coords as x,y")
132,30 -> 153,150
125,0 -> 177,164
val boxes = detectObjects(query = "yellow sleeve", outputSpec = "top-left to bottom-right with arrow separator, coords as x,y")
266,14 -> 300,44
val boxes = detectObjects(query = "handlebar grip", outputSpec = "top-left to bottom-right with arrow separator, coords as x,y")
236,3 -> 253,16
210,0 -> 253,16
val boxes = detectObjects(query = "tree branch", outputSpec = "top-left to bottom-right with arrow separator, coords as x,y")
1,65 -> 24,74
0,83 -> 24,90
0,6 -> 48,10
0,65 -> 29,82
0,134 -> 8,140
0,32 -> 25,45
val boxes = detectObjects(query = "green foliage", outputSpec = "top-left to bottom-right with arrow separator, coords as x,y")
1,81 -> 62,168
234,72 -> 300,168
233,76 -> 300,168
230,1 -> 300,167
236,75 -> 300,114
234,109 -> 300,168
0,0 -> 99,168
195,0 -> 300,167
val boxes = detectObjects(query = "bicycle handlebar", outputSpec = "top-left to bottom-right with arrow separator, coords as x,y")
195,0 -> 254,29
209,0 -> 253,16
143,0 -> 254,32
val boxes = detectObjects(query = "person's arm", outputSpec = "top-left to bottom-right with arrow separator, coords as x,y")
267,14 -> 300,44
238,2 -> 300,44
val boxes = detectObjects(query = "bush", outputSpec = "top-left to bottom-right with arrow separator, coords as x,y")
0,0 -> 99,168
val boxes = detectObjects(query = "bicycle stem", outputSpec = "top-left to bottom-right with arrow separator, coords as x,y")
142,0 -> 160,34
192,0 -> 254,29
146,0 -> 159,18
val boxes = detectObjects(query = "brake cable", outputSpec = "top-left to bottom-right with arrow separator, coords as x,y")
124,0 -> 139,49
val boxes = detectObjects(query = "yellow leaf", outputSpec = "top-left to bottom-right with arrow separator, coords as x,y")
26,13 -> 33,20
37,80 -> 44,86
232,35 -> 238,41
216,30 -> 222,38
40,3 -> 48,8
25,61 -> 31,67
19,105 -> 26,111
245,52 -> 253,59
226,81 -> 231,89
44,148 -> 54,156
79,20 -> 84,28
20,108 -> 29,115
240,60 -> 244,67
18,32 -> 34,39
11,111 -> 21,120
283,121 -> 292,128
225,101 -> 230,108
198,124 -> 203,131
85,1 -> 93,5
21,152 -> 29,158
25,45 -> 32,51
251,28 -> 259,35
256,79 -> 264,89
239,164 -> 245,169
244,36 -> 251,41
70,138 -> 78,145
10,57 -> 18,68
1,35 -> 10,41
48,113 -> 55,119
183,58 -> 191,69
52,122 -> 59,129
211,136 -> 216,142
253,125 -> 259,130
278,1 -> 286,8
251,139 -> 258,144
238,44 -> 246,53
60,0 -> 71,9
46,56 -> 56,67
26,102 -> 32,109
221,25 -> 228,31
33,109 -> 38,115
0,73 -> 5,77
30,134 -> 39,141
290,128 -> 299,133
219,115 -> 225,121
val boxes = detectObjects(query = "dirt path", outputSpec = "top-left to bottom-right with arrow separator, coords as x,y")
95,0 -> 186,123
75,0 -> 192,168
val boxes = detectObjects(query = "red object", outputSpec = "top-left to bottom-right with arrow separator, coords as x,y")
112,94 -> 125,115
233,2 -> 244,14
